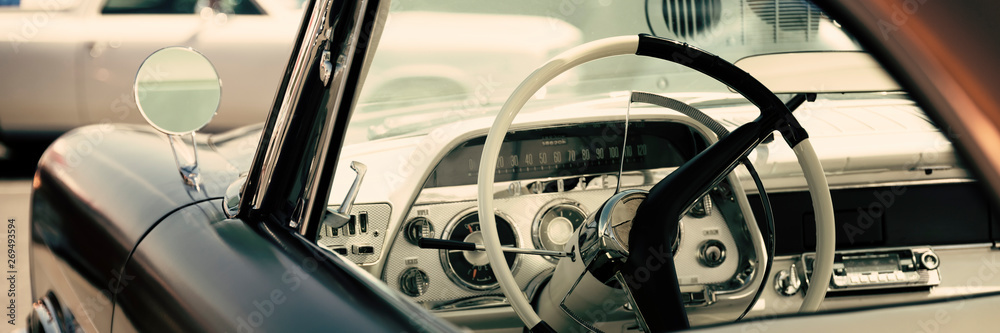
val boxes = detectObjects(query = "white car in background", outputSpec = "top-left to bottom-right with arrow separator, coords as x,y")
0,0 -> 303,139
0,0 -> 581,151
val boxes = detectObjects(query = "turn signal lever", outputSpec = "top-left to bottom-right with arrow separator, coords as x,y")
325,161 -> 367,229
418,238 -> 575,261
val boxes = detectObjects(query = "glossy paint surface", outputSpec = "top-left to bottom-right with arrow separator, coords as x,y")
30,124 -> 237,331
115,200 -> 455,332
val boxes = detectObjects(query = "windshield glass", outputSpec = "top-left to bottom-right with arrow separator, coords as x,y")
348,0 -> 864,144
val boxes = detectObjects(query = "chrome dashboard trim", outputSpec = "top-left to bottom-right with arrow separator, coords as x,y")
430,296 -> 509,312
746,177 -> 976,195
915,243 -> 994,250
414,169 -> 676,206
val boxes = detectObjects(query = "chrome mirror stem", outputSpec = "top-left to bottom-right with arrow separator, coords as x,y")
168,132 -> 201,188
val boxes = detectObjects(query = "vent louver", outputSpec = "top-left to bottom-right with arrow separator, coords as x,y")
661,0 -> 723,39
747,0 -> 824,42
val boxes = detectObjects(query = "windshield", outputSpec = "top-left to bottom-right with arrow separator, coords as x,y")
348,0 -> 863,144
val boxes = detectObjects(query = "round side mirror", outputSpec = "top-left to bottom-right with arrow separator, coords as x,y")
134,47 -> 222,135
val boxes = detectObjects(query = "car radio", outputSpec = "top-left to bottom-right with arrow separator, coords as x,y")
799,247 -> 941,293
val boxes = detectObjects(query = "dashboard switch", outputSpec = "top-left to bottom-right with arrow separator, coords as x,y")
359,212 -> 368,233
399,267 -> 430,297
404,217 -> 435,245
774,264 -> 802,296
330,246 -> 348,256
352,244 -> 374,255
348,215 -> 357,235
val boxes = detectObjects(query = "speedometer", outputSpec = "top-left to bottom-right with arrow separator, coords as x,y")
440,210 -> 519,290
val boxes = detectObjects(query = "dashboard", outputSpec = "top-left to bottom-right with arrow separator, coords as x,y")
423,121 -> 700,188
314,96 -> 1000,330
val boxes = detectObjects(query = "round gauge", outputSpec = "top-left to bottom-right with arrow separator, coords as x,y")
440,210 -> 518,290
533,201 -> 587,261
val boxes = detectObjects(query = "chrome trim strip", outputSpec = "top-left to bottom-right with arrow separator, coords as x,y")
746,178 -> 975,195
925,243 -> 995,250
771,243 -> 994,262
251,0 -> 330,209
414,169 -> 675,206
294,0 -> 374,233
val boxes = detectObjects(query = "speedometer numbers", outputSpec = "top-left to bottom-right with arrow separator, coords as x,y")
440,212 -> 518,290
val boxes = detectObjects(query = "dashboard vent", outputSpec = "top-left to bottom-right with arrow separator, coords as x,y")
746,0 -> 825,42
661,0 -> 723,39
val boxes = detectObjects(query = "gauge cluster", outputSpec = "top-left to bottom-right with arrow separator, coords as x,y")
378,120 -> 763,311
423,121 -> 704,188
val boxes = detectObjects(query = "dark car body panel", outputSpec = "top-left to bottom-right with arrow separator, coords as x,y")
30,124 -> 235,331
114,199 -> 452,332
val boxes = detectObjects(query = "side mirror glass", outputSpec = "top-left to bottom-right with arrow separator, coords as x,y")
134,47 -> 221,135
134,47 -> 221,188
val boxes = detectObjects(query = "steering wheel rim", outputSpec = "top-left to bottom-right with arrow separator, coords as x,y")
477,35 -> 835,331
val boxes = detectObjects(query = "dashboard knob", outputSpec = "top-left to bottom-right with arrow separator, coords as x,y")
687,195 -> 712,218
404,217 -> 435,245
920,251 -> 940,270
697,240 -> 726,267
774,264 -> 802,296
399,267 -> 430,297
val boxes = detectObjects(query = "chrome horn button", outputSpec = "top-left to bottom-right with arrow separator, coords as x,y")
579,190 -> 648,271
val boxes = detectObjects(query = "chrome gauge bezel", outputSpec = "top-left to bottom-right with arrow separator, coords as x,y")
532,199 -> 588,263
439,207 -> 521,291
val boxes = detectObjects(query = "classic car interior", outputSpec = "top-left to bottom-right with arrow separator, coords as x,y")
304,89 -> 996,331
249,0 -> 999,331
26,0 -> 1000,331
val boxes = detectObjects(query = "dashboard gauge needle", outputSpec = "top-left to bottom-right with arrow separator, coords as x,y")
473,269 -> 477,279
616,98 -> 631,194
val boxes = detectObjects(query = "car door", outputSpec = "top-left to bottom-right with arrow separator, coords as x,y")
78,0 -> 301,133
0,0 -> 87,135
